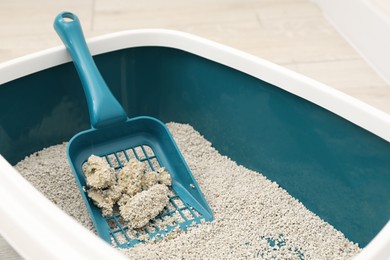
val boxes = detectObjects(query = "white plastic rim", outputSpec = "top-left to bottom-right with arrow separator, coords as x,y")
0,29 -> 389,142
0,156 -> 127,260
0,29 -> 389,259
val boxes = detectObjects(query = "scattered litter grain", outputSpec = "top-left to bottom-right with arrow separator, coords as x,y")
14,143 -> 94,231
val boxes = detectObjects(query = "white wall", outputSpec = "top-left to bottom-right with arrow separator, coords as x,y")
313,0 -> 390,84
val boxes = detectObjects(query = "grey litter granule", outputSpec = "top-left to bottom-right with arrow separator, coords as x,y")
14,123 -> 361,259
14,142 -> 94,232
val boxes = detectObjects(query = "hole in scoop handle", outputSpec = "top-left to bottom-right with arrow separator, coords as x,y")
54,12 -> 127,129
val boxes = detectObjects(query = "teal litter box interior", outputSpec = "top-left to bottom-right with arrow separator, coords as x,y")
0,46 -> 389,247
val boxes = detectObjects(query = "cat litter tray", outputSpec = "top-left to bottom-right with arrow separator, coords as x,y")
0,29 -> 389,259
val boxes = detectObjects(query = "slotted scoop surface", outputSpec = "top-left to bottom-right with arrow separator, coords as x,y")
54,12 -> 213,247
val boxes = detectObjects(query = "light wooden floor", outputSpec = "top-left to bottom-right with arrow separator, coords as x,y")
0,0 -> 389,258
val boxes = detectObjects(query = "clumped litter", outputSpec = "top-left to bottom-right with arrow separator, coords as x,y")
15,122 -> 361,259
83,154 -> 172,228
119,184 -> 170,229
83,155 -> 116,189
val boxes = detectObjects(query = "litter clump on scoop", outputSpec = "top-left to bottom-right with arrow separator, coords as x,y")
117,159 -> 144,197
83,155 -> 116,189
119,184 -> 170,228
141,168 -> 172,190
87,185 -> 122,216
83,156 -> 172,228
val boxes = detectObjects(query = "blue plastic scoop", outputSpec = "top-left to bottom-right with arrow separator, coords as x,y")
54,12 -> 213,248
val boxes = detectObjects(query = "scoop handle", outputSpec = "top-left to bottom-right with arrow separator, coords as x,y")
54,12 -> 127,129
